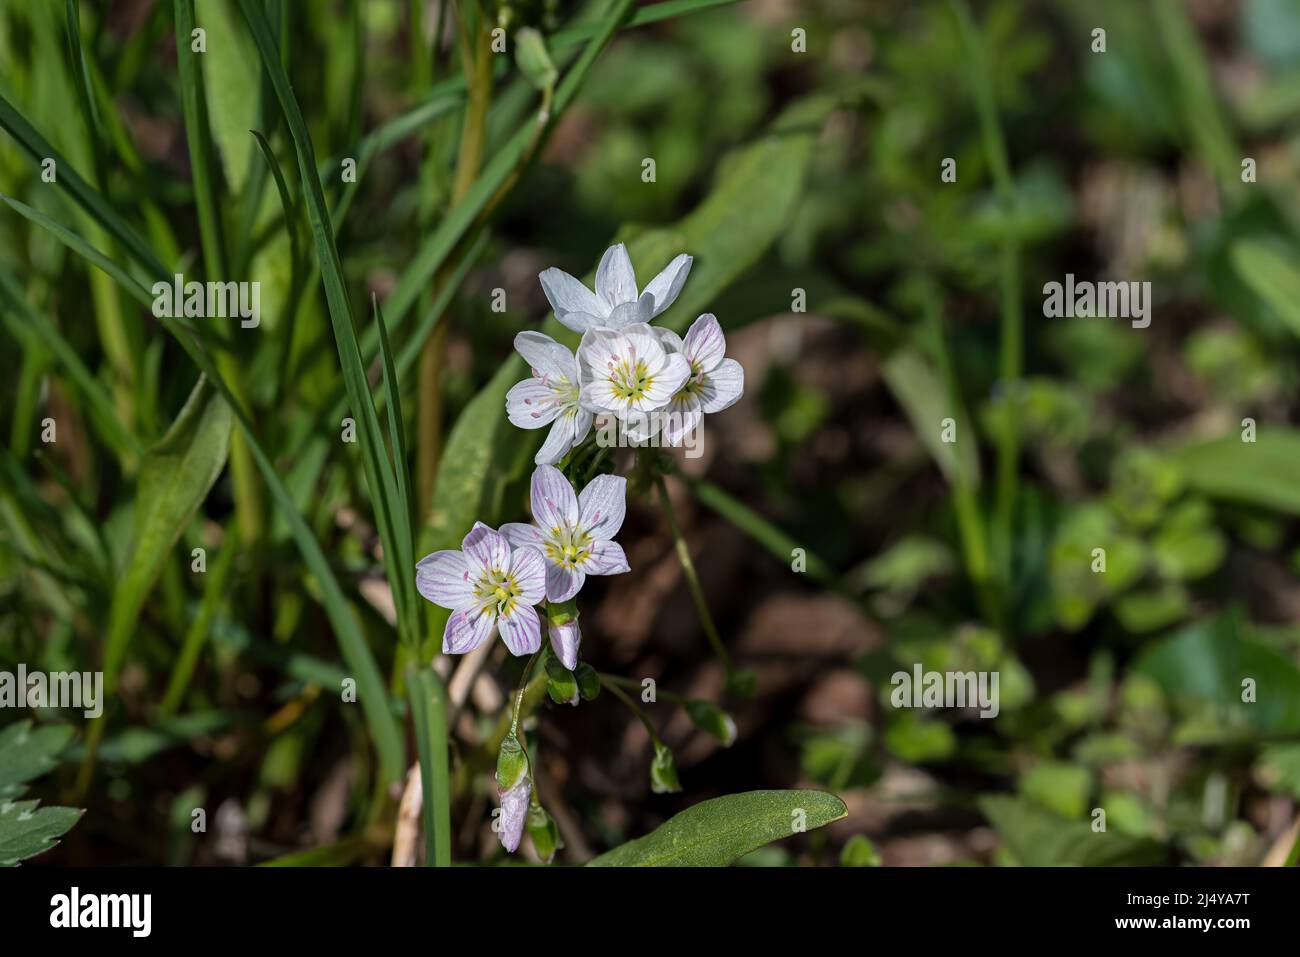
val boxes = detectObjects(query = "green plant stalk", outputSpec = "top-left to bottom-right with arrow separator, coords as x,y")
600,674 -> 665,748
159,527 -> 240,715
655,474 -> 734,676
417,14 -> 495,516
174,0 -> 263,551
951,0 -> 1020,612
407,665 -> 451,867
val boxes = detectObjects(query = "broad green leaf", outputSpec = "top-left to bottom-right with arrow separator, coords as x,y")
587,789 -> 846,866
0,721 -> 82,866
1132,614 -> 1300,735
1231,239 -> 1300,338
1172,425 -> 1300,516
979,795 -> 1168,866
200,0 -> 260,196
0,721 -> 74,795
103,376 -> 232,687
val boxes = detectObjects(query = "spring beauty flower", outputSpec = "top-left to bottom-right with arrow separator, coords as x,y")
578,323 -> 691,441
539,243 -> 692,333
652,313 -> 745,444
505,331 -> 592,465
502,465 -> 630,603
415,523 -> 547,655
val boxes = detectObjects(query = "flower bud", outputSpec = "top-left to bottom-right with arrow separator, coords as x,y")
650,742 -> 682,794
574,662 -> 601,701
496,733 -> 528,793
545,656 -> 579,706
497,776 -> 531,854
685,699 -> 737,747
526,799 -> 562,864
514,27 -> 557,93
546,600 -> 581,670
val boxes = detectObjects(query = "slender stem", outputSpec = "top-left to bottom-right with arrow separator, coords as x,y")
655,473 -> 733,674
599,675 -> 664,748
602,672 -> 685,707
511,648 -> 544,736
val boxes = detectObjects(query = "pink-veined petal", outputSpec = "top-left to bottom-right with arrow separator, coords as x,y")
539,267 -> 605,321
683,313 -> 726,371
530,464 -> 579,532
652,325 -> 685,355
443,607 -> 496,655
577,326 -> 623,375
578,473 -> 627,541
573,407 -> 594,446
497,777 -> 530,853
497,602 -> 542,656
700,357 -> 744,413
643,352 -> 691,407
595,243 -> 637,307
506,377 -> 561,430
415,549 -> 472,609
661,393 -> 703,446
534,413 -> 576,465
546,562 -> 586,603
513,331 -> 577,381
642,254 -> 692,318
462,522 -> 510,578
500,522 -> 543,551
585,539 -> 630,576
549,617 -> 581,671
509,546 -> 547,605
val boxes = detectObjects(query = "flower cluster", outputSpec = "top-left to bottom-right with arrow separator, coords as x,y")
507,243 -> 745,463
415,244 -> 745,855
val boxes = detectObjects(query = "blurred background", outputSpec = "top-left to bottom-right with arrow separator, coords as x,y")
4,0 -> 1300,866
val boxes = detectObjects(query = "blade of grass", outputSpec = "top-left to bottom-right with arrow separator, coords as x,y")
406,665 -> 451,867
4,193 -> 405,787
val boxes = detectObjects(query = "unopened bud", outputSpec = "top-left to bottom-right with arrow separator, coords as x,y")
650,742 -> 682,794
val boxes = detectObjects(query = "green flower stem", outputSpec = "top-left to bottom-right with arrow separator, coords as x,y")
602,672 -> 685,707
453,669 -> 549,796
599,675 -> 665,749
655,473 -> 734,676
511,648 -> 545,737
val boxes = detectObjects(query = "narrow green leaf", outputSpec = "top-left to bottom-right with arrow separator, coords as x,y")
1231,238 -> 1300,339
407,666 -> 451,867
587,789 -> 846,866
1173,424 -> 1300,516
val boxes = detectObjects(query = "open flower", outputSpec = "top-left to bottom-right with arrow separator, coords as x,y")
539,243 -> 692,333
505,331 -> 592,464
502,465 -> 630,602
415,523 -> 547,656
578,323 -> 690,441
652,313 -> 745,445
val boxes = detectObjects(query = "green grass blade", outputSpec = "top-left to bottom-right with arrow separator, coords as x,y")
0,93 -> 168,278
174,0 -> 229,277
407,665 -> 451,867
6,190 -> 405,786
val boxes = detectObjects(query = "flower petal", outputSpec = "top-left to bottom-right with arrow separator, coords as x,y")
652,325 -> 685,355
700,358 -> 745,413
443,607 -> 495,655
497,602 -> 542,656
415,550 -> 472,609
539,267 -> 605,321
683,313 -> 726,371
509,546 -> 547,605
462,522 -> 511,579
585,539 -> 630,576
530,464 -> 579,532
500,522 -> 543,551
661,393 -> 703,446
546,562 -> 586,603
534,413 -> 576,465
549,617 -> 581,671
573,407 -> 594,446
604,298 -> 651,329
555,310 -> 604,334
578,473 -> 627,541
595,243 -> 638,307
643,352 -> 691,407
497,777 -> 530,853
642,254 -> 692,318
513,331 -> 576,381
506,377 -> 561,430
